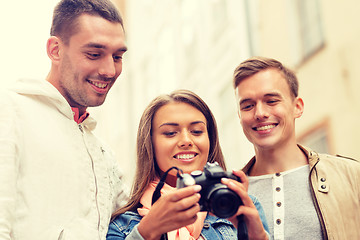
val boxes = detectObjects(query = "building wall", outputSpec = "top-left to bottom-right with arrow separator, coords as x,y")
94,0 -> 360,185
94,0 -> 255,184
250,0 -> 360,159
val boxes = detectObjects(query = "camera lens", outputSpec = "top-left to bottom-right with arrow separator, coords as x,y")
207,185 -> 242,218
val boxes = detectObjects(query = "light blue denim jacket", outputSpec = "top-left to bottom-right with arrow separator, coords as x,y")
107,196 -> 269,240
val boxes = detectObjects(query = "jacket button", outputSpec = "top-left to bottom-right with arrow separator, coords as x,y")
276,219 -> 282,225
276,202 -> 282,207
320,178 -> 326,182
203,222 -> 210,229
276,187 -> 281,192
321,185 -> 326,189
275,173 -> 281,177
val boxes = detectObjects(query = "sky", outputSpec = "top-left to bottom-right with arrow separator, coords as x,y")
0,0 -> 58,87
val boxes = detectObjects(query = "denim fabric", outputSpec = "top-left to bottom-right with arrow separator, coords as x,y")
250,195 -> 270,234
107,211 -> 237,240
107,195 -> 269,240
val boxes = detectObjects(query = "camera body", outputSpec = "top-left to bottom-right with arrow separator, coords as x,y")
176,162 -> 243,218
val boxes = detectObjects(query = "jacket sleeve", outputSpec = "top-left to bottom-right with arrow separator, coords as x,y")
251,195 -> 270,234
0,91 -> 20,239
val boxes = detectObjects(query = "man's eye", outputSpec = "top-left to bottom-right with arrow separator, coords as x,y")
87,53 -> 100,59
267,99 -> 279,105
241,104 -> 254,111
113,55 -> 123,62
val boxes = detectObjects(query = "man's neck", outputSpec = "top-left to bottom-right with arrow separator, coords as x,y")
249,142 -> 308,176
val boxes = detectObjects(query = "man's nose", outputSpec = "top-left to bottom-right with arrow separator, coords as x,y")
98,56 -> 117,78
254,103 -> 269,120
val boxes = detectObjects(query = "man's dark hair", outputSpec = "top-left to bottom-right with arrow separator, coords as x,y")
50,0 -> 124,44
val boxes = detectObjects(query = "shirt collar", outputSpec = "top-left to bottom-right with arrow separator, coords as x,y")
71,107 -> 90,124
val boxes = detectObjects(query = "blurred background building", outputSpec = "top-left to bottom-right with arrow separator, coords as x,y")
1,0 -> 360,185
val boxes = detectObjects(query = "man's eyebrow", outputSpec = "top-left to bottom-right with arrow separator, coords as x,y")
83,42 -> 106,49
239,92 -> 283,105
264,92 -> 282,98
82,42 -> 128,52
239,98 -> 252,106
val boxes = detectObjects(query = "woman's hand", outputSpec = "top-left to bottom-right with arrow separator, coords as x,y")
221,170 -> 268,240
137,185 -> 201,240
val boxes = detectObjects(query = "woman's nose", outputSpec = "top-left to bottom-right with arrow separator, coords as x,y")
178,131 -> 193,148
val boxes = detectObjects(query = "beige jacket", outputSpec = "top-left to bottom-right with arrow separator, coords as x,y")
243,144 -> 360,240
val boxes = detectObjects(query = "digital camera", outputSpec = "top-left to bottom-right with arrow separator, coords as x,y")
176,162 -> 243,218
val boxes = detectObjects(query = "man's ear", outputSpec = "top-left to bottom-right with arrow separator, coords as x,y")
235,89 -> 242,120
46,36 -> 61,64
237,108 -> 242,120
294,97 -> 304,119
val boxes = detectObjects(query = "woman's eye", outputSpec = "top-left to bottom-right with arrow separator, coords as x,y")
163,131 -> 176,137
192,130 -> 204,135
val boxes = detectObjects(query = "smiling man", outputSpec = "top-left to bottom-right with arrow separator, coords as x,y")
0,0 -> 128,239
232,56 -> 360,240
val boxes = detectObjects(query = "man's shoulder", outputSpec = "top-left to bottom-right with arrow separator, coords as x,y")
317,152 -> 360,173
0,79 -> 62,105
318,152 -> 359,163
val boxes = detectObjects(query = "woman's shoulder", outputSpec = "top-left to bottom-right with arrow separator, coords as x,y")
109,211 -> 142,232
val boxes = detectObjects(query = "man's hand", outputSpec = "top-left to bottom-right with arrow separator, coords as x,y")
222,170 -> 268,240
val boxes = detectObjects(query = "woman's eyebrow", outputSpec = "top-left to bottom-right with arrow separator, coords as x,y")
158,121 -> 205,128
159,122 -> 178,128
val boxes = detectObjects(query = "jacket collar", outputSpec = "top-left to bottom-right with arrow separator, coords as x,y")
242,144 -> 320,174
11,79 -> 97,130
297,144 -> 320,169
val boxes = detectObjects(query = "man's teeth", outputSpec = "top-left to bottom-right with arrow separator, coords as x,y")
89,80 -> 107,89
175,154 -> 196,160
256,124 -> 276,131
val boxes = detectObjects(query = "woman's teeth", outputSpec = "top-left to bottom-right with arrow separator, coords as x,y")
175,154 -> 196,160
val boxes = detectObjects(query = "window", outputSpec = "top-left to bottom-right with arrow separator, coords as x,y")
290,0 -> 325,64
298,119 -> 332,154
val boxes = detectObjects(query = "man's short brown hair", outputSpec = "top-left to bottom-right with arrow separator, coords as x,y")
233,56 -> 299,98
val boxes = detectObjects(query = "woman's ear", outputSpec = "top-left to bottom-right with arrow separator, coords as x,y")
46,36 -> 61,64
294,97 -> 304,119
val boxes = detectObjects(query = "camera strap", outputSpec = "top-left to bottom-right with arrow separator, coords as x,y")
237,215 -> 249,240
151,166 -> 182,205
151,167 -> 182,240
